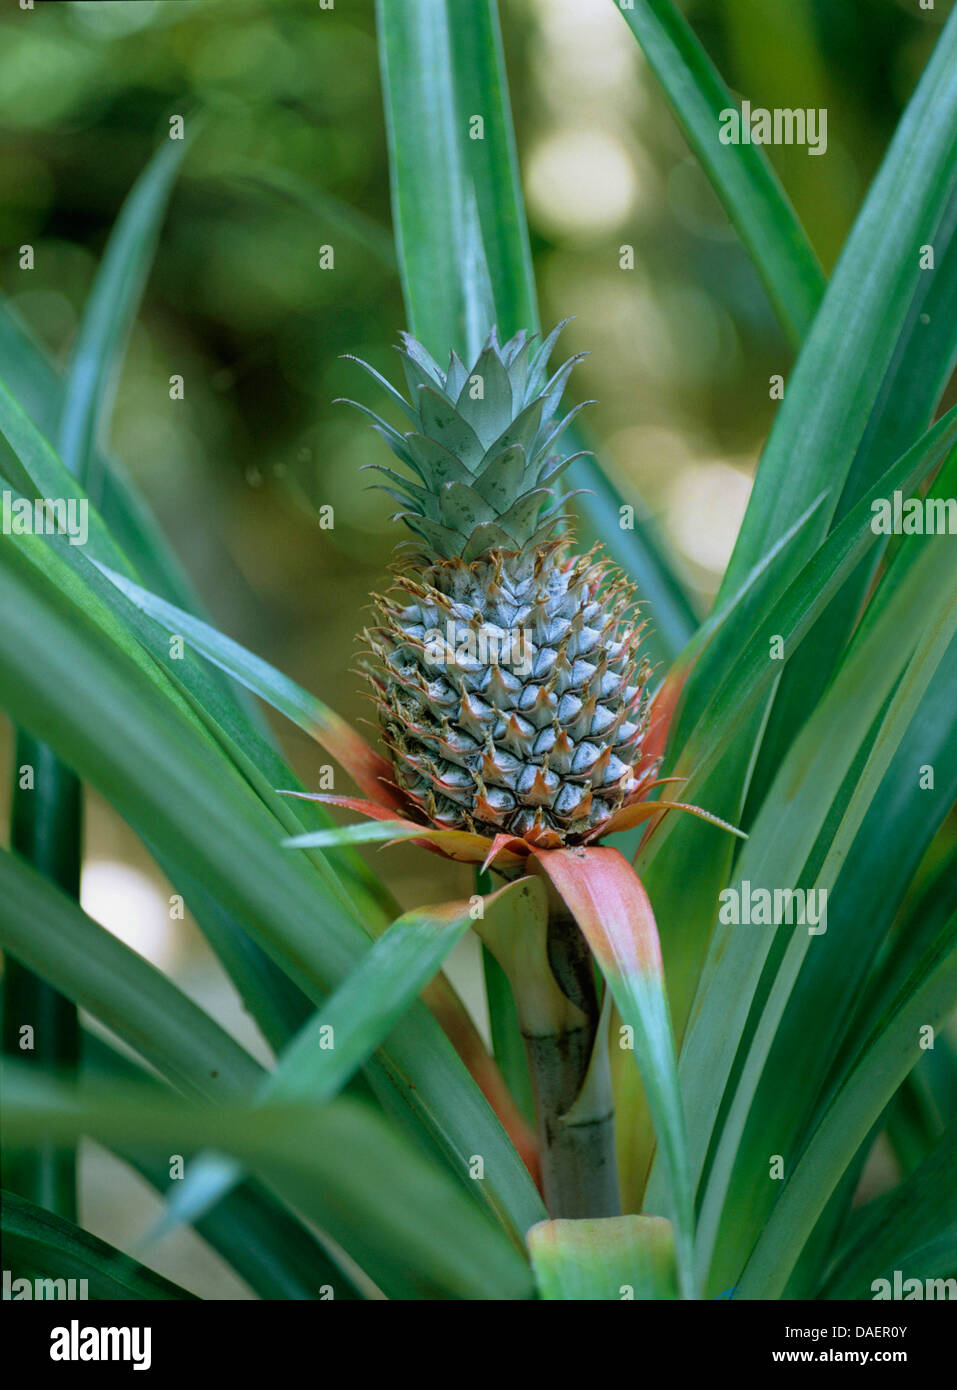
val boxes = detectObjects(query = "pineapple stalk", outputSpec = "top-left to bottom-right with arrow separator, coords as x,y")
522,902 -> 620,1217
477,870 -> 621,1217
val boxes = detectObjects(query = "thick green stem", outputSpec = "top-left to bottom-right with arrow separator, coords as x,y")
521,904 -> 620,1219
478,873 -> 621,1218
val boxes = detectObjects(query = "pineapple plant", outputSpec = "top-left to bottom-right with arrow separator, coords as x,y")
284,326 -> 749,1245
1,0 -> 955,1326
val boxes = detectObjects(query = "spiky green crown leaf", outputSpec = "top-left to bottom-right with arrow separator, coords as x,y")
342,323 -> 590,561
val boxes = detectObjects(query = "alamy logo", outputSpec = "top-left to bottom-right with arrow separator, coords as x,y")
2,489 -> 89,547
719,102 -> 827,156
872,1272 -> 957,1300
3,1269 -> 88,1300
718,881 -> 827,935
870,491 -> 957,535
50,1320 -> 151,1371
424,621 -> 533,679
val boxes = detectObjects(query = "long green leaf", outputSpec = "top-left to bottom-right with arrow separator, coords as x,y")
3,1070 -> 536,1302
91,560 -> 397,813
642,15 -> 957,1099
283,820 -> 424,848
744,185 -> 957,820
610,494 -> 828,1193
377,0 -> 491,361
818,1120 -> 957,1300
642,413 -> 957,867
694,550 -> 957,1288
2,475 -> 535,1211
61,135 -> 192,499
6,513 -> 327,1053
2,137 -> 190,1224
645,492 -> 957,1243
736,914 -> 957,1299
0,296 -> 278,743
0,300 -> 199,611
626,447 -> 957,1181
2,1190 -> 196,1301
2,744 -> 81,1220
718,7 -> 957,603
613,0 -> 824,346
0,847 -> 264,1100
0,364 -> 396,1031
708,630 -> 957,1291
0,136 -> 320,1065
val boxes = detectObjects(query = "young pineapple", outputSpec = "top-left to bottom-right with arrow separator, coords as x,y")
346,324 -> 653,850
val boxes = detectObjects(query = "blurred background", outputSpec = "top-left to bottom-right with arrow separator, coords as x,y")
0,0 -> 952,1295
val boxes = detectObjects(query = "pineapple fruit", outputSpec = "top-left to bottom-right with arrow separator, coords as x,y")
346,324 -> 654,850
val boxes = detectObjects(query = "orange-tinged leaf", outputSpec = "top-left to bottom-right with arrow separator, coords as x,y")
309,711 -> 405,810
639,800 -> 747,842
597,798 -> 747,843
637,662 -> 689,778
281,793 -> 528,867
481,832 -> 533,874
532,847 -> 663,978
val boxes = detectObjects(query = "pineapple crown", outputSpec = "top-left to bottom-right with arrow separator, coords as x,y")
340,322 -> 591,561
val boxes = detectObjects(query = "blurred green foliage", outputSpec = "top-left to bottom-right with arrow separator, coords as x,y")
0,0 -> 951,791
